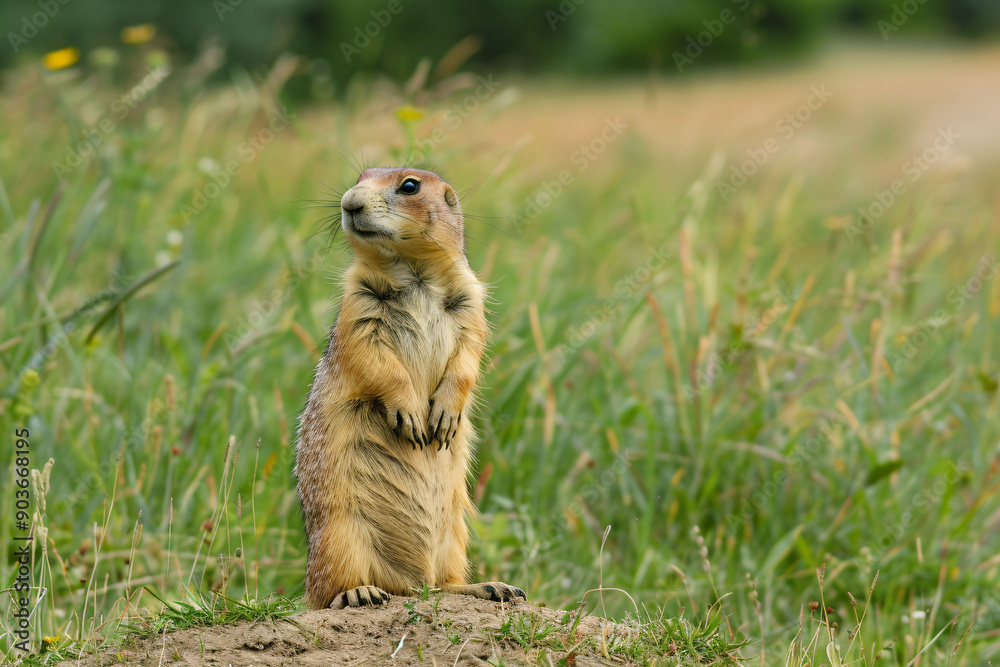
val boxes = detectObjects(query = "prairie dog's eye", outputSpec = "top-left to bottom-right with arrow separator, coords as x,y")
399,178 -> 420,195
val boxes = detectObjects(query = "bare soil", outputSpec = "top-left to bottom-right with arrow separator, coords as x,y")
62,594 -> 633,666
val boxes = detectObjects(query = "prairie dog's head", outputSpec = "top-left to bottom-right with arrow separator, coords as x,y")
340,167 -> 465,260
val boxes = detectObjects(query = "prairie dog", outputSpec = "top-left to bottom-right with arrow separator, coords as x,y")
295,167 -> 525,610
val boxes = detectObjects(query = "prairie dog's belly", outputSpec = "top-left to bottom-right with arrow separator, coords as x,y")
406,434 -> 465,578
399,290 -> 454,397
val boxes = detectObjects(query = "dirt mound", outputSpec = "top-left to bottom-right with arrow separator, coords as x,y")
63,594 -> 635,666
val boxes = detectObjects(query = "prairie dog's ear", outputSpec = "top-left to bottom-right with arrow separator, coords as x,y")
443,186 -> 458,207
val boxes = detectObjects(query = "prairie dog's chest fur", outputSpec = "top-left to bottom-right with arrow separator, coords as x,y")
333,261 -> 473,399
376,276 -> 456,397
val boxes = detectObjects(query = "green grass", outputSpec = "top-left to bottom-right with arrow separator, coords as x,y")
2,46 -> 1000,665
401,590 -> 746,664
483,604 -> 747,665
124,589 -> 300,638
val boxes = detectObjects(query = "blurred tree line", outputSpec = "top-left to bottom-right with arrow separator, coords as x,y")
3,0 -> 999,82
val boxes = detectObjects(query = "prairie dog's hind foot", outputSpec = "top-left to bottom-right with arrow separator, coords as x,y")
330,585 -> 391,609
445,582 -> 527,603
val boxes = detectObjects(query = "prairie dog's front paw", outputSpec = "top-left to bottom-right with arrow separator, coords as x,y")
427,393 -> 463,450
385,401 -> 428,449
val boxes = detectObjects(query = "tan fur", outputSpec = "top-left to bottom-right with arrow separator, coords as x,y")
295,167 -> 524,610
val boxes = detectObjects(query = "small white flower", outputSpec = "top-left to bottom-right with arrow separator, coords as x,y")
166,230 -> 184,248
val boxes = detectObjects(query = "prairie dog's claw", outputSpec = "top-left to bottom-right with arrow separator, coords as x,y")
331,585 -> 391,609
385,404 -> 425,448
427,399 -> 462,451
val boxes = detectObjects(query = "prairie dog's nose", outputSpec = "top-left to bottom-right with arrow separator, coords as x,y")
341,188 -> 367,213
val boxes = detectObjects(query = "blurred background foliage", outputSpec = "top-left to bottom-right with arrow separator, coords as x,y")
3,0 -> 1000,87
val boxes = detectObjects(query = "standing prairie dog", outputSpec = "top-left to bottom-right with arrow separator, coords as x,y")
295,167 -> 526,610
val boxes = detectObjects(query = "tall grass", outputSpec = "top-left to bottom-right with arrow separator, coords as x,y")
2,45 -> 999,664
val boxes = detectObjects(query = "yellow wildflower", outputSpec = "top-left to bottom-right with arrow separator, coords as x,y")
395,106 -> 424,122
43,47 -> 80,70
